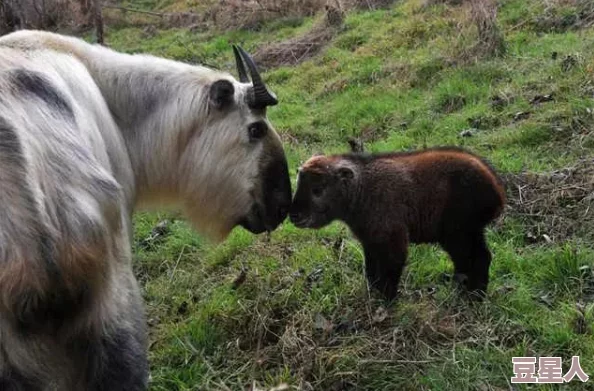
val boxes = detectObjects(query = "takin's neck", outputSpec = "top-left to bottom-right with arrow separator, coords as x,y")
81,45 -> 213,201
8,31 -> 233,204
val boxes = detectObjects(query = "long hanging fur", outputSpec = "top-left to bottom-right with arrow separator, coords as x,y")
0,30 -> 290,390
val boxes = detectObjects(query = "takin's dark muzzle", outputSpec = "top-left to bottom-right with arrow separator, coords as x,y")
239,155 -> 292,234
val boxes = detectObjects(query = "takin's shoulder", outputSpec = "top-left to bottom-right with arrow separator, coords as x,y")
0,30 -> 89,59
0,79 -> 124,328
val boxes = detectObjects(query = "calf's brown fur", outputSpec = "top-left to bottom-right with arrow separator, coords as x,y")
290,147 -> 505,300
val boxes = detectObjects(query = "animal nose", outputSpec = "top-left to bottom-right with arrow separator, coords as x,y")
261,155 -> 292,230
274,188 -> 291,219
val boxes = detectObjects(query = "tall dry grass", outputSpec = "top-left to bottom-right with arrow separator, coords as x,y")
469,0 -> 505,57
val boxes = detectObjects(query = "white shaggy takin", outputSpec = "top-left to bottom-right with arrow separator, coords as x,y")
0,30 -> 291,390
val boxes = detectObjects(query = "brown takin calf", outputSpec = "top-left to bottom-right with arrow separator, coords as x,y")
289,147 -> 506,300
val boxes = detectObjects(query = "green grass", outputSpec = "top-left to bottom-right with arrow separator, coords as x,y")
104,0 -> 594,389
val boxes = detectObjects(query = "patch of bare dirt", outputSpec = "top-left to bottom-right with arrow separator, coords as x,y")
207,0 -> 326,31
504,158 -> 594,242
253,4 -> 345,69
250,0 -> 400,69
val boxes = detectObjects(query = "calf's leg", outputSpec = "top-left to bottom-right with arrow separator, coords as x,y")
362,230 -> 409,301
440,230 -> 492,299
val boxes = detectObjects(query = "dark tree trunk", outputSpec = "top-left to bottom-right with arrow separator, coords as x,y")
1,0 -> 21,35
94,0 -> 104,45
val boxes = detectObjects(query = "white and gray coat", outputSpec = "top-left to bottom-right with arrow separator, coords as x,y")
0,30 -> 291,390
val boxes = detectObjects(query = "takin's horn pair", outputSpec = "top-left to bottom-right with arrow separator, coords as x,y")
232,45 -> 278,109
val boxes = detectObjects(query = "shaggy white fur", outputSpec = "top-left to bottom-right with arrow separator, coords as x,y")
0,30 -> 287,390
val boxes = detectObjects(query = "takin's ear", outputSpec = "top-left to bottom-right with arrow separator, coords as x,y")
337,166 -> 355,181
209,79 -> 235,110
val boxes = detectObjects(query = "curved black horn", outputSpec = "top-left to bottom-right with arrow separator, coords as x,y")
232,45 -> 249,83
235,45 -> 278,109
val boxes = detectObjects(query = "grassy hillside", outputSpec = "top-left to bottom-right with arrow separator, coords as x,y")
102,0 -> 594,389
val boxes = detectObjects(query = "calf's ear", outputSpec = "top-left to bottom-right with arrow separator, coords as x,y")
209,79 -> 235,110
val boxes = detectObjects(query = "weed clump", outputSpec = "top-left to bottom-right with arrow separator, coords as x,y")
468,0 -> 505,58
436,93 -> 467,113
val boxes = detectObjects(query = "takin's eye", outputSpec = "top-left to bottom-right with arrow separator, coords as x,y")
247,121 -> 268,141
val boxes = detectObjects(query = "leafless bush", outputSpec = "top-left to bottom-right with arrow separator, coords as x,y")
466,0 -> 505,58
1,0 -> 92,35
450,0 -> 506,61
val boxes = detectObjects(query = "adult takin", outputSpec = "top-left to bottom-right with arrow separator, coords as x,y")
0,31 -> 291,390
290,147 -> 505,301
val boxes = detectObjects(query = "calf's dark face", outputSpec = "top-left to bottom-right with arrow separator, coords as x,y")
290,168 -> 351,228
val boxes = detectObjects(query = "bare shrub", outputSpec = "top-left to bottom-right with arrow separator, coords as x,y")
469,0 -> 505,57
252,3 -> 345,69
